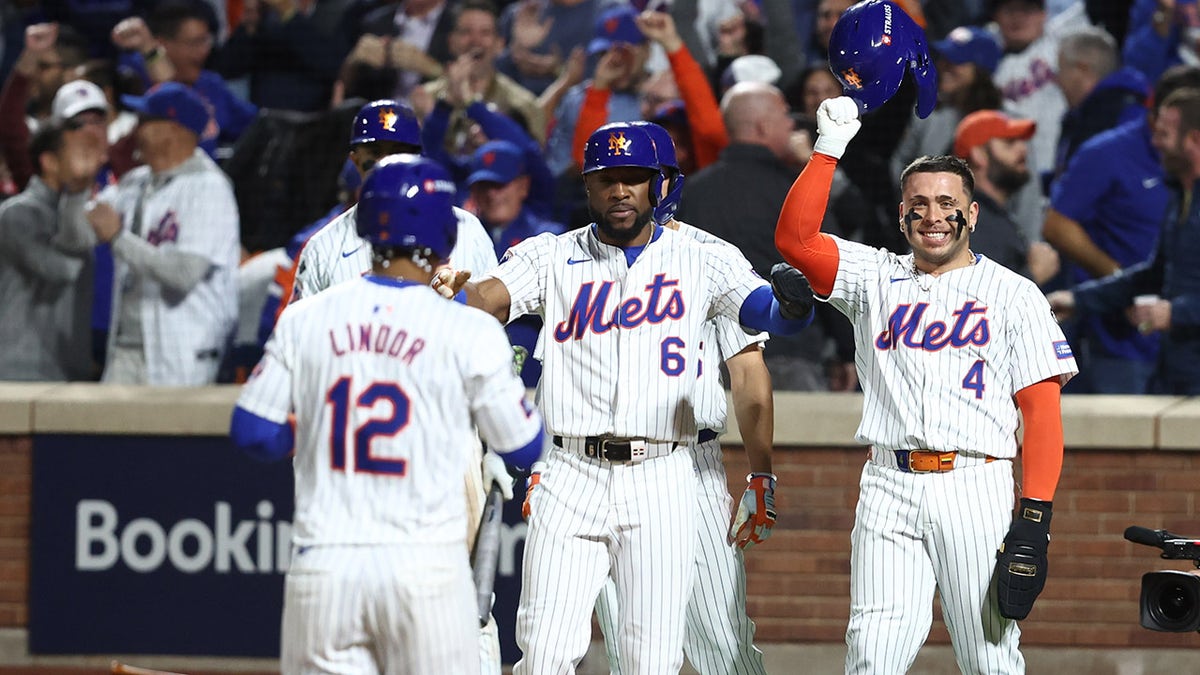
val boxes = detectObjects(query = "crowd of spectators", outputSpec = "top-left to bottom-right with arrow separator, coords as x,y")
0,0 -> 1197,395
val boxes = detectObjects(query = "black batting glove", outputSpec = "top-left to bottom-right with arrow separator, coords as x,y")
995,498 -> 1053,620
769,262 -> 816,321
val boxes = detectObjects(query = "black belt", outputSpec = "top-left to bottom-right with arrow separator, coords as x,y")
553,429 -> 718,462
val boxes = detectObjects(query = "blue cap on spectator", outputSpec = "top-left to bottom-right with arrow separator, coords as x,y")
338,158 -> 362,192
931,26 -> 1003,75
588,6 -> 645,55
121,82 -> 210,139
650,100 -> 688,129
467,140 -> 526,186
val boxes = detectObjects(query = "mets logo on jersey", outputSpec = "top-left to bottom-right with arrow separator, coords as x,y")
554,274 -> 684,341
608,132 -> 632,156
146,211 -> 180,246
379,108 -> 398,131
875,301 -> 990,351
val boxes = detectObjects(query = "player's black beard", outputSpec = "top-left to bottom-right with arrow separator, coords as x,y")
592,205 -> 655,244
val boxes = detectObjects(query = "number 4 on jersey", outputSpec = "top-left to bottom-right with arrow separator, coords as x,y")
962,359 -> 985,400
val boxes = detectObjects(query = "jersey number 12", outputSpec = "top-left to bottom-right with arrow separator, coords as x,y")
326,377 -> 410,475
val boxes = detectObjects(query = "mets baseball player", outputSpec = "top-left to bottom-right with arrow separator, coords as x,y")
278,99 -> 507,672
434,123 -> 811,674
229,155 -> 545,675
585,121 -> 808,675
287,99 -> 497,306
776,88 -> 1077,671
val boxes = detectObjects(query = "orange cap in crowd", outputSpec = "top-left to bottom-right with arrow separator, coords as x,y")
953,110 -> 1036,158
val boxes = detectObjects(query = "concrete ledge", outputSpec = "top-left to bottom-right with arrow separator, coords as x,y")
0,384 -> 62,434
1058,395 -> 1185,449
1154,396 -> 1200,450
725,392 -> 864,447
30,384 -> 240,436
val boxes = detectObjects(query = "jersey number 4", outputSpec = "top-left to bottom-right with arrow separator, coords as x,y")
962,359 -> 985,400
326,377 -> 410,475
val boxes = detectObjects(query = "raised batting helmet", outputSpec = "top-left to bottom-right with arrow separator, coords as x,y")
356,154 -> 457,260
630,121 -> 684,225
350,99 -> 422,148
582,123 -> 665,206
827,0 -> 938,119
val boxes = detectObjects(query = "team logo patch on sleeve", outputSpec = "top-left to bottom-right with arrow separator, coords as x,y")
1053,340 -> 1073,359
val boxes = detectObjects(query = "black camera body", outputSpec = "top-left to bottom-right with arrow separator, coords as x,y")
1126,526 -> 1200,633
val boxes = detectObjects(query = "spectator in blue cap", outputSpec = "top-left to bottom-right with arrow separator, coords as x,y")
466,138 -> 564,386
891,25 -> 1005,181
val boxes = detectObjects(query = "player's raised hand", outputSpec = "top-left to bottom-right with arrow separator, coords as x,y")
636,10 -> 683,53
728,473 -> 777,549
813,97 -> 862,159
432,267 -> 471,298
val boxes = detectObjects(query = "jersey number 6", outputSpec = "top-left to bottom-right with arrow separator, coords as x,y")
326,377 -> 411,475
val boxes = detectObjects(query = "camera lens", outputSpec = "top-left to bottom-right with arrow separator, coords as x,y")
1153,582 -> 1196,623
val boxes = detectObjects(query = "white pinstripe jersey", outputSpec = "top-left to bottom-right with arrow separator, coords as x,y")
291,204 -> 497,300
487,224 -> 767,442
674,221 -> 768,432
235,277 -> 541,547
824,237 -> 1077,458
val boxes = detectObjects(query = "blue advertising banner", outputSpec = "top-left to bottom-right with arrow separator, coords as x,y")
29,434 -> 294,656
28,433 -> 532,662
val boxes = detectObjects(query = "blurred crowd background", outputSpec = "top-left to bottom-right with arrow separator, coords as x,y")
1,0 -> 1196,395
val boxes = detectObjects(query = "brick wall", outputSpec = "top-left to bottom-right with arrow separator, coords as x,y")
2,434 -> 1197,649
721,443 -> 1200,649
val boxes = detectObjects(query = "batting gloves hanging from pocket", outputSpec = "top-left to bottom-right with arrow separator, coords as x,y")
521,462 -> 546,520
728,473 -> 777,549
995,498 -> 1053,620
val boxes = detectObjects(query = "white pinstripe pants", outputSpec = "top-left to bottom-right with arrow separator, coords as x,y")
281,543 -> 479,675
515,445 -> 697,675
845,459 -> 1023,674
595,439 -> 767,675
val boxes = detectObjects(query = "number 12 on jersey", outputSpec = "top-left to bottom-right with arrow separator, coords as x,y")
326,377 -> 411,475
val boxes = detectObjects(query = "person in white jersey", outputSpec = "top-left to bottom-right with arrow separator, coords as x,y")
777,92 -> 1078,671
229,154 -> 544,675
434,123 -> 813,674
586,121 -> 813,675
275,98 -> 509,673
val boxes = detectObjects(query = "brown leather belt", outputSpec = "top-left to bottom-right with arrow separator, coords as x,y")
894,449 -> 996,473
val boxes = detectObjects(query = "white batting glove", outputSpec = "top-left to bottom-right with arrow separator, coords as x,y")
481,450 -> 514,500
812,96 -> 862,160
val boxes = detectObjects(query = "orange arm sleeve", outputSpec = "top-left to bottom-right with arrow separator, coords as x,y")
572,85 -> 612,170
666,46 -> 728,169
773,153 -> 842,297
1014,378 -> 1066,502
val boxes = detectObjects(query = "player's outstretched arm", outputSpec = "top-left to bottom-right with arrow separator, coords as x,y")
726,341 -> 777,550
773,97 -> 860,297
229,407 -> 294,462
434,269 -> 514,323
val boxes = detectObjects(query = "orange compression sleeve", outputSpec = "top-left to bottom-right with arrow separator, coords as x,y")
666,46 -> 728,169
572,85 -> 612,170
1014,378 -> 1066,501
774,153 -> 842,297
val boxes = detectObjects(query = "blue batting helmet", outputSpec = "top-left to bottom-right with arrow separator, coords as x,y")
827,0 -> 938,119
630,121 -> 684,225
356,154 -> 457,260
582,123 -> 665,206
350,99 -> 422,147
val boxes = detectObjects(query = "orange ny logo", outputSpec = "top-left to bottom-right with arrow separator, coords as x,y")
841,68 -> 863,89
378,108 -> 398,131
608,131 -> 632,156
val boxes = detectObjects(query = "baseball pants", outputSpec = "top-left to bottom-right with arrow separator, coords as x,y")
595,438 -> 767,675
515,445 -> 697,675
845,456 -> 1023,674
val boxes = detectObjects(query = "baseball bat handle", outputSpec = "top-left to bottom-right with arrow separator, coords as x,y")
471,484 -> 505,627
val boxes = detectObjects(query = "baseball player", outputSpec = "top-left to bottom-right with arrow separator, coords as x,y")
434,123 -> 811,674
584,121 -> 811,675
285,99 -> 497,307
276,99 -> 509,672
776,90 -> 1078,673
229,155 -> 545,675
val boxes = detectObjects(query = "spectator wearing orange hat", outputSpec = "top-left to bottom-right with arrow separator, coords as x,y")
953,109 -> 1059,286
